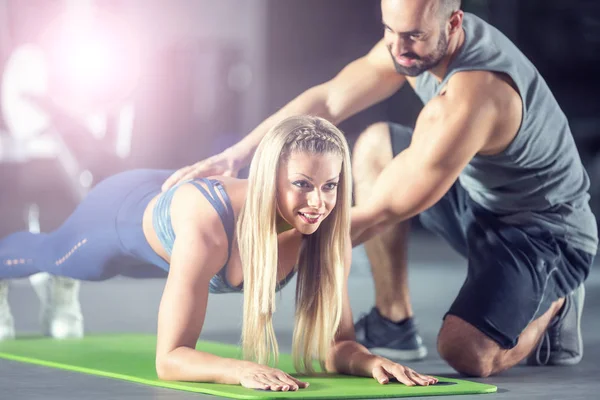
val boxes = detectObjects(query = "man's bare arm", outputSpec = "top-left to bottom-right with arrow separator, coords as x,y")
162,40 -> 405,190
351,71 -> 509,245
231,39 -> 405,160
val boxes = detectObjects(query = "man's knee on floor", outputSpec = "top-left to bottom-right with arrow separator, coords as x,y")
437,315 -> 502,378
352,122 -> 392,181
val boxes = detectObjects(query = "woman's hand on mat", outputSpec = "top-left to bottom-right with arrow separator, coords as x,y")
369,357 -> 438,386
162,148 -> 243,191
237,362 -> 309,391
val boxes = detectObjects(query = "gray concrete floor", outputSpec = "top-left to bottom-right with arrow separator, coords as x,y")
1,233 -> 600,399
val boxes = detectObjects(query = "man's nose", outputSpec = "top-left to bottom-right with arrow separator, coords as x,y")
390,37 -> 410,57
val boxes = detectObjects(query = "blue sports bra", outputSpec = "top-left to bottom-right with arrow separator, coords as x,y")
152,178 -> 296,294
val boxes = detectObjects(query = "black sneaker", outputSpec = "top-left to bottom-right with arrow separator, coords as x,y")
354,307 -> 427,361
527,285 -> 585,366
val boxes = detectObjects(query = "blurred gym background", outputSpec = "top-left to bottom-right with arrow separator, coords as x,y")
0,0 -> 599,237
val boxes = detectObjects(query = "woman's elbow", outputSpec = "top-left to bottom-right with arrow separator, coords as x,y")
155,353 -> 178,381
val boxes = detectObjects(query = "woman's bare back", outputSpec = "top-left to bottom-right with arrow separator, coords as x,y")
141,176 -> 301,287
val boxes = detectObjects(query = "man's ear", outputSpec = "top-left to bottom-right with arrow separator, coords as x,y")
448,10 -> 464,35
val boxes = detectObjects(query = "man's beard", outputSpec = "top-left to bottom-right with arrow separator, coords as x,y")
389,31 -> 449,76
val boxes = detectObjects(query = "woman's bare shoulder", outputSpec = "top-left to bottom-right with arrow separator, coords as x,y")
205,176 -> 248,215
168,179 -> 239,246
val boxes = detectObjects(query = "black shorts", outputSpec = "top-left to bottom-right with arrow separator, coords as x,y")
389,122 -> 595,349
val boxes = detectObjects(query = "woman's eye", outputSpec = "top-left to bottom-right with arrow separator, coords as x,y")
324,182 -> 338,191
293,181 -> 310,189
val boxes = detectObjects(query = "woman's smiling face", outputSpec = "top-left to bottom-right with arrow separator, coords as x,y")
276,151 -> 343,235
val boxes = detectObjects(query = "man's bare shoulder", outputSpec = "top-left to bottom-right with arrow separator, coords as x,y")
439,70 -> 523,154
415,71 -> 514,140
418,70 -> 521,125
445,70 -> 521,108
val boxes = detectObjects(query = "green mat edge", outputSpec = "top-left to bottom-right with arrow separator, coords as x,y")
0,351 -> 264,399
0,344 -> 498,400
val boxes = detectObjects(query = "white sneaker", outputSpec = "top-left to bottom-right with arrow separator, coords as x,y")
0,280 -> 16,340
29,273 -> 84,339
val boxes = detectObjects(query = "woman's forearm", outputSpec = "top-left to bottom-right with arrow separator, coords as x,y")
325,340 -> 378,377
156,346 -> 250,385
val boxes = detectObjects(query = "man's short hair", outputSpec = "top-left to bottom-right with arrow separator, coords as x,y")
438,0 -> 461,19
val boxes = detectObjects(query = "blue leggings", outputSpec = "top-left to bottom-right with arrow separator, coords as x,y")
0,170 -> 172,281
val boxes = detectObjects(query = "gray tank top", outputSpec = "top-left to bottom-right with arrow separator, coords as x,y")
414,13 -> 598,254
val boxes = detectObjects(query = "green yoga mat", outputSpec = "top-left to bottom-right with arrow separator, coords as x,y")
0,334 -> 496,399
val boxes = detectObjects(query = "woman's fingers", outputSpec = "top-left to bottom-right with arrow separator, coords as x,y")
287,374 -> 309,388
256,373 -> 284,391
275,372 -> 304,390
402,368 -> 432,386
374,362 -> 438,386
403,368 -> 438,385
372,365 -> 395,385
387,365 -> 418,386
241,369 -> 308,391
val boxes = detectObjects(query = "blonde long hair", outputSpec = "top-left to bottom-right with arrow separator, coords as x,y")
236,115 -> 352,373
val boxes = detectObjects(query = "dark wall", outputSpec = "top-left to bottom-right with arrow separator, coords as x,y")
264,0 -> 600,135
265,0 -> 422,146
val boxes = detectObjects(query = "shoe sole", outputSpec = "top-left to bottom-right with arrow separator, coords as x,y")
551,285 -> 585,366
368,345 -> 428,361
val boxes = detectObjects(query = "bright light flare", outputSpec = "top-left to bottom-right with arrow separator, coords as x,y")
61,33 -> 118,91
40,10 -> 142,115
1,44 -> 51,139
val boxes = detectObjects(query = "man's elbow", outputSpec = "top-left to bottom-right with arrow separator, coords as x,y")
388,179 -> 447,222
351,215 -> 395,246
373,207 -> 403,230
304,83 -> 345,124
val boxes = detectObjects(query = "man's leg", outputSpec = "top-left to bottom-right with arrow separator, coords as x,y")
438,299 -> 564,377
352,122 -> 426,361
425,196 -> 593,377
353,122 -> 412,321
